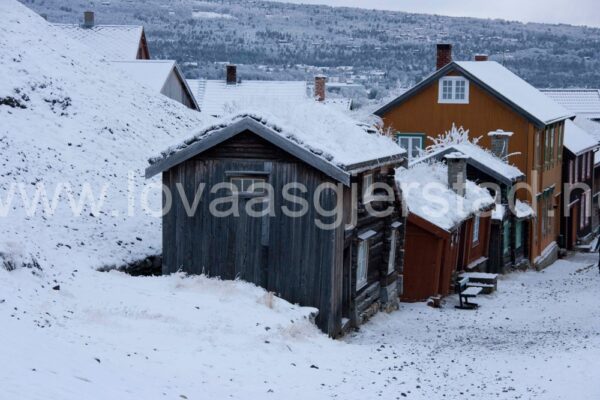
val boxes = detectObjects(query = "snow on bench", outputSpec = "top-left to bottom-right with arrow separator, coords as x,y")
459,272 -> 498,280
461,287 -> 483,297
459,272 -> 498,291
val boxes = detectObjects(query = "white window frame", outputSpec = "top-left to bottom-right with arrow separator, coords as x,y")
397,135 -> 424,161
535,130 -> 541,169
550,126 -> 555,166
356,240 -> 369,290
438,76 -> 470,104
575,156 -> 579,182
580,193 -> 586,229
569,160 -> 574,184
472,214 -> 480,246
387,229 -> 398,275
585,152 -> 591,178
362,173 -> 374,204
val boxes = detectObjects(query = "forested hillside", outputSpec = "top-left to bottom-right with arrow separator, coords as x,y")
22,0 -> 600,105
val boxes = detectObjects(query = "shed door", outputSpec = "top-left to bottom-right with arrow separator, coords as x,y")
229,178 -> 270,288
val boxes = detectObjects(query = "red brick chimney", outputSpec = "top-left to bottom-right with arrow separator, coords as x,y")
226,65 -> 237,85
474,54 -> 489,62
436,44 -> 452,70
314,75 -> 326,102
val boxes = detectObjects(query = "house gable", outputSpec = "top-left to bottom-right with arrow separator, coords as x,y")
378,70 -> 533,174
137,29 -> 150,59
376,62 -> 572,128
145,117 -> 352,185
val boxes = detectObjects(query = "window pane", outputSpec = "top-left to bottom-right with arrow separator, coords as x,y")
515,221 -> 522,248
455,80 -> 465,99
503,220 -> 511,255
411,140 -> 421,158
357,241 -> 369,290
388,230 -> 397,274
472,215 -> 480,243
443,80 -> 453,99
230,177 -> 265,194
231,178 -> 242,192
363,174 -> 373,201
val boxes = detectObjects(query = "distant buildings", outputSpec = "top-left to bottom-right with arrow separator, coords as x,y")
52,11 -> 198,110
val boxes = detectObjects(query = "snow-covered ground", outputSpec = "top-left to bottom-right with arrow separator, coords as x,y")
2,2 -> 599,399
2,252 -> 599,399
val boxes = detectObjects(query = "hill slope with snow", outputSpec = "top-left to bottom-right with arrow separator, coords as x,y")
0,0 -> 209,270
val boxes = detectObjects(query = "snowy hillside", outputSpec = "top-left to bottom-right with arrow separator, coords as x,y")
0,0 -> 209,270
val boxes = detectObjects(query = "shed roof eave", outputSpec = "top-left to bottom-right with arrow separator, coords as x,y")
145,117 -> 352,185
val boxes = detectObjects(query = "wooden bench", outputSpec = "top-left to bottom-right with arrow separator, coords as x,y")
455,277 -> 482,310
459,272 -> 498,292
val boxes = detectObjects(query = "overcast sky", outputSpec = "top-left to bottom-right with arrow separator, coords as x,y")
273,0 -> 600,27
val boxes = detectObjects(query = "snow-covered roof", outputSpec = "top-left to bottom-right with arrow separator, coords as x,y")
187,79 -> 308,117
541,89 -> 600,120
455,61 -> 574,126
113,60 -> 176,92
396,162 -> 494,231
563,119 -> 599,156
51,23 -> 144,60
1,0 -> 208,270
416,141 -> 524,185
324,98 -> 353,111
375,61 -> 574,126
147,101 -> 405,183
113,60 -> 199,109
572,116 -> 600,164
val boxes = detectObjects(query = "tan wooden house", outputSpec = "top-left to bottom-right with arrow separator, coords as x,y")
375,45 -> 574,268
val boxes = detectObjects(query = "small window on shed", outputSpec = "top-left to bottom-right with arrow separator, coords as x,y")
472,215 -> 480,246
387,229 -> 398,275
230,177 -> 266,195
356,240 -> 369,290
362,173 -> 374,203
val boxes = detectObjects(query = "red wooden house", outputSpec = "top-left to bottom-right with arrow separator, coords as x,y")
396,155 -> 494,301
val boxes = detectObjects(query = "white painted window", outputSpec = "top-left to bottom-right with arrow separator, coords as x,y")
387,229 -> 397,275
230,177 -> 266,195
580,193 -> 586,229
569,160 -> 574,184
534,130 -> 541,170
438,77 -> 470,104
550,126 -> 555,165
362,173 -> 374,203
397,135 -> 423,161
472,215 -> 480,245
356,240 -> 369,290
585,152 -> 591,178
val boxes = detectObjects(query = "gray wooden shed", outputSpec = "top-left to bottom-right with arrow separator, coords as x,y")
146,114 -> 406,337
